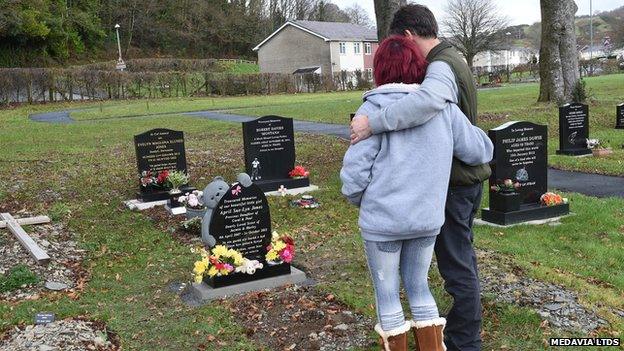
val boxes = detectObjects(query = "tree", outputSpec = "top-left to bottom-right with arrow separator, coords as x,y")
373,0 -> 406,40
442,0 -> 509,68
345,4 -> 372,27
538,0 -> 580,103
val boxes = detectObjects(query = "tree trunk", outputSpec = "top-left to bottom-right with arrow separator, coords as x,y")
538,0 -> 579,104
373,0 -> 407,40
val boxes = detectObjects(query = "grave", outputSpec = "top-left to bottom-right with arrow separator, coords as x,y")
481,121 -> 569,225
616,103 -> 624,130
242,116 -> 316,193
190,177 -> 307,300
0,213 -> 51,264
133,128 -> 194,202
556,103 -> 592,156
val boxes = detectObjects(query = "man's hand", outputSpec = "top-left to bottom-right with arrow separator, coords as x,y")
350,115 -> 372,145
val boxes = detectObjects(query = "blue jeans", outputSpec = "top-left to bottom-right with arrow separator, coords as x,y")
364,236 -> 439,331
435,184 -> 483,351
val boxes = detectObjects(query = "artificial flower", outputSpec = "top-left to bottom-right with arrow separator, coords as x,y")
194,274 -> 203,283
266,250 -> 279,262
212,245 -> 228,258
280,249 -> 293,263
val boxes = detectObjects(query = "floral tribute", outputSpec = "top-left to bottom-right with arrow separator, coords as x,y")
490,179 -> 520,193
192,245 -> 263,283
178,190 -> 204,209
140,169 -> 170,189
540,192 -> 567,206
266,232 -> 295,264
289,166 -> 310,179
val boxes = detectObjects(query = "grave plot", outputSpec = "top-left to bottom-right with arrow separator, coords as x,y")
227,285 -> 374,351
0,318 -> 120,351
0,212 -> 87,301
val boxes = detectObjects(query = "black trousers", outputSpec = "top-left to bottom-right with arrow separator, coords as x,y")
435,183 -> 483,351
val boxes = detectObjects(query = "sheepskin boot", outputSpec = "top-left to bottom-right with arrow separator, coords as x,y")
375,321 -> 411,351
411,318 -> 447,351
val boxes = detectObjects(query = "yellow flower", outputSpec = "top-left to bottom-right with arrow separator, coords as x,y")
193,261 -> 207,275
273,240 -> 286,252
272,231 -> 280,241
212,245 -> 228,258
194,274 -> 203,283
231,252 -> 244,266
207,266 -> 219,277
266,250 -> 279,261
226,248 -> 238,258
219,268 -> 230,275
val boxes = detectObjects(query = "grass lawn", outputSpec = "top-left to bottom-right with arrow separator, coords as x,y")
1,78 -> 623,350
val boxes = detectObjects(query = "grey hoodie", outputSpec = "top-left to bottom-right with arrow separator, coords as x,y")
340,84 -> 493,242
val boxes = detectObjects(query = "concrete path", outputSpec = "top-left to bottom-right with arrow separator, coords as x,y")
29,108 -> 624,198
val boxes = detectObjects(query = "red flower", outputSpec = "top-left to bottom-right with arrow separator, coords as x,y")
289,166 -> 309,178
281,235 -> 294,246
157,170 -> 169,184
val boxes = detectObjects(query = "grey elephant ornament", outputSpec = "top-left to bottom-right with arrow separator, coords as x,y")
200,176 -> 229,247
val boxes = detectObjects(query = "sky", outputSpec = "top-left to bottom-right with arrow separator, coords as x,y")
333,0 -> 624,26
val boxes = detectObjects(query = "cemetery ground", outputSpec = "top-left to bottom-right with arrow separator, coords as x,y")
0,74 -> 621,350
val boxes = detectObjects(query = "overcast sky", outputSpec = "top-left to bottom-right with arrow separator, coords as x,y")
333,0 -> 624,26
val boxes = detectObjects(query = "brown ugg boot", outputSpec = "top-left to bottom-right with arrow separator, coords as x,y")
375,321 -> 411,351
411,318 -> 447,351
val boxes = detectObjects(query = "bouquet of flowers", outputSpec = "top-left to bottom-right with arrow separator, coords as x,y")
178,191 -> 205,209
167,170 -> 189,192
140,169 -> 170,189
490,179 -> 520,193
540,192 -> 567,206
265,232 -> 295,264
289,165 -> 310,179
192,245 -> 262,283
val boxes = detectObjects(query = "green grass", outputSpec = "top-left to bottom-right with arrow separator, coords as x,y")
1,81 -> 623,349
0,265 -> 39,293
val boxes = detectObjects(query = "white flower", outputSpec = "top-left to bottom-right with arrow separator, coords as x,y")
188,194 -> 200,207
178,195 -> 187,204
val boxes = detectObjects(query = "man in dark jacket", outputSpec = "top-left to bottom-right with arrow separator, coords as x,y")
350,5 -> 490,351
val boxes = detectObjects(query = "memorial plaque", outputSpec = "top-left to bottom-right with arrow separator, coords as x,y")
489,121 -> 547,204
134,128 -> 187,175
616,103 -> 624,129
209,182 -> 272,262
243,116 -> 295,181
557,103 -> 591,155
34,312 -> 55,325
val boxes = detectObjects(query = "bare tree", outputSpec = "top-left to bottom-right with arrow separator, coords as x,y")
538,0 -> 579,103
345,4 -> 372,27
442,0 -> 509,68
373,0 -> 406,40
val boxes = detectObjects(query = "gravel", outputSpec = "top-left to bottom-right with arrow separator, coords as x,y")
0,319 -> 118,351
477,249 -> 608,333
0,218 -> 86,301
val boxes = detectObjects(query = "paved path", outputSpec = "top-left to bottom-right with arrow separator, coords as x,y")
29,108 -> 624,198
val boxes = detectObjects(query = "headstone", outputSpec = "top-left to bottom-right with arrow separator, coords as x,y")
206,181 -> 289,287
616,103 -> 624,129
242,116 -> 310,192
556,103 -> 592,156
133,128 -> 193,202
482,121 -> 569,225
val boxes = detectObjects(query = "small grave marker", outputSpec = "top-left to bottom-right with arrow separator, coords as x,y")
616,103 -> 624,129
34,313 -> 55,325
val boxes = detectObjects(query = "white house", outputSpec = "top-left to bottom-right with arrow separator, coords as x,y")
472,47 -> 537,72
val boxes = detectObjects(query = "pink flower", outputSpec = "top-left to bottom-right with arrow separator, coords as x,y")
280,249 -> 293,263
223,263 -> 234,272
188,194 -> 200,207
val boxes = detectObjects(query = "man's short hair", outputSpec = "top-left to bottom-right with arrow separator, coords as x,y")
390,4 -> 438,39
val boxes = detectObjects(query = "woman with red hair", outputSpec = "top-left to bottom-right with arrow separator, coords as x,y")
340,35 -> 493,351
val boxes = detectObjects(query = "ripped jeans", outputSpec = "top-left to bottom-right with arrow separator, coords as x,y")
364,236 -> 439,331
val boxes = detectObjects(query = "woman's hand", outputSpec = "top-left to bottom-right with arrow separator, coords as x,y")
350,115 -> 373,144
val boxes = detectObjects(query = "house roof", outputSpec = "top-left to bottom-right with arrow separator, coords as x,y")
253,21 -> 377,51
293,66 -> 321,74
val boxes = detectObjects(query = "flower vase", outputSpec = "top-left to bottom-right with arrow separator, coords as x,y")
489,192 -> 521,213
185,207 -> 207,220
169,189 -> 183,208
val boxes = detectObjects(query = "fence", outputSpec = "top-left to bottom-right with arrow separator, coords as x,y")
0,67 -> 372,104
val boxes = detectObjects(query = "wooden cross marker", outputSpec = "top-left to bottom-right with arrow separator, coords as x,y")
0,213 -> 51,264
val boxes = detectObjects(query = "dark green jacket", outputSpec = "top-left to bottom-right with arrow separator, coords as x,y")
427,42 -> 491,186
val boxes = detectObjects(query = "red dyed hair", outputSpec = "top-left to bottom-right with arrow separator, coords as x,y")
373,35 -> 427,86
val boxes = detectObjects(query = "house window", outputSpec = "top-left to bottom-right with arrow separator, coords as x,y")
365,43 -> 372,55
354,42 -> 361,54
366,68 -> 373,78
339,42 -> 346,55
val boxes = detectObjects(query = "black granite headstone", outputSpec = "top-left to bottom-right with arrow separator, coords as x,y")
206,181 -> 289,287
482,121 -> 569,225
616,103 -> 624,129
134,128 -> 192,201
242,116 -> 310,192
557,103 -> 592,156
